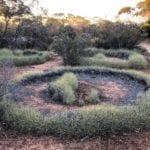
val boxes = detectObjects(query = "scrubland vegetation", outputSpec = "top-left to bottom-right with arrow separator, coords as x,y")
0,67 -> 150,138
0,0 -> 150,146
80,48 -> 148,69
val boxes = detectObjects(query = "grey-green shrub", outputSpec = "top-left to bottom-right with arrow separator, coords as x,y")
48,73 -> 78,105
128,54 -> 148,69
0,101 -> 43,135
0,49 -> 13,56
58,72 -> 78,90
94,53 -> 105,59
86,89 -> 100,104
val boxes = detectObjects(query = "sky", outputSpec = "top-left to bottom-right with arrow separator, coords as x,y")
36,0 -> 142,20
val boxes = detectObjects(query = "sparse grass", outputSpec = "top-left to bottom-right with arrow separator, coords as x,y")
0,49 -> 50,66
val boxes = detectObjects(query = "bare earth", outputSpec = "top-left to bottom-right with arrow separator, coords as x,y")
1,42 -> 150,150
1,131 -> 150,150
17,80 -> 128,113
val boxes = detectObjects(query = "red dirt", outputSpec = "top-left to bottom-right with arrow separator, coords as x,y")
77,81 -> 128,102
1,131 -> 150,150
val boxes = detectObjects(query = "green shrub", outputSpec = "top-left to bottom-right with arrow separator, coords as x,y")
0,49 -> 13,56
58,72 -> 78,90
128,54 -> 148,69
94,53 -> 105,59
86,89 -> 100,104
48,73 -> 78,105
63,86 -> 76,105
52,26 -> 91,66
0,101 -> 43,135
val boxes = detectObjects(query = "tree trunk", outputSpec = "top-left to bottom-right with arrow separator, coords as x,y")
0,18 -> 10,47
3,18 -> 9,37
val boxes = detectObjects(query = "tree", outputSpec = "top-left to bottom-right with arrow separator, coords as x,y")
118,0 -> 150,18
141,20 -> 150,38
84,22 -> 142,49
15,18 -> 52,49
118,7 -> 133,15
0,0 -> 31,46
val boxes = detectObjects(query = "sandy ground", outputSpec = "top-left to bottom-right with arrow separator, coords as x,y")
1,41 -> 150,150
139,39 -> 150,53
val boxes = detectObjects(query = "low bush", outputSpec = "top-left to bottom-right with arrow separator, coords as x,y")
94,53 -> 105,59
86,89 -> 101,104
128,54 -> 148,69
0,101 -> 44,135
58,73 -> 78,90
0,49 -> 13,56
48,73 -> 78,105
